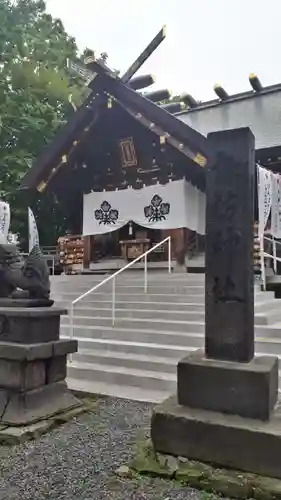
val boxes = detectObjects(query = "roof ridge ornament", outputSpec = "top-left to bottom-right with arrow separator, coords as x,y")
214,83 -> 229,100
249,73 -> 263,92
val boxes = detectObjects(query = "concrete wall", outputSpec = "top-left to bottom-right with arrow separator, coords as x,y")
178,90 -> 281,150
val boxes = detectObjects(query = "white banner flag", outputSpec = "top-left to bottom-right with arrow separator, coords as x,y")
258,166 -> 272,236
28,207 -> 39,252
0,202 -> 11,244
271,172 -> 281,238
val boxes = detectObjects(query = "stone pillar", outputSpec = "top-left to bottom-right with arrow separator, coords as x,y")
0,306 -> 79,426
151,128 -> 281,479
205,129 -> 255,362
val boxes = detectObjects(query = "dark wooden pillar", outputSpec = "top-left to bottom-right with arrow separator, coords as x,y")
162,229 -> 186,264
205,128 -> 255,363
65,191 -> 83,236
83,235 -> 91,269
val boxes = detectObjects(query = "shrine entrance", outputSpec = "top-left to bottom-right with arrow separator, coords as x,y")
89,223 -> 176,264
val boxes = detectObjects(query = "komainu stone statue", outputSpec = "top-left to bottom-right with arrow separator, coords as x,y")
0,243 -> 51,304
0,243 -> 79,426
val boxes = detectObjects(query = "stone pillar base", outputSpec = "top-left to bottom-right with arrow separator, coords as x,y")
0,306 -> 80,425
151,349 -> 281,479
178,350 -> 278,420
151,395 -> 281,479
0,339 -> 79,425
0,381 -> 79,426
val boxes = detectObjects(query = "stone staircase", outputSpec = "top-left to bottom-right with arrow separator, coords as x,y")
51,272 -> 281,402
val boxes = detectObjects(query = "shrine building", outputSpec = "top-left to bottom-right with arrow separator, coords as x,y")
20,43 -> 281,272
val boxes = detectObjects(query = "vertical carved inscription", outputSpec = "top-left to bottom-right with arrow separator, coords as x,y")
212,191 -> 242,304
205,129 -> 255,363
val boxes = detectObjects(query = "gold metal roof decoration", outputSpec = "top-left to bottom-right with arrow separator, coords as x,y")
119,137 -> 137,168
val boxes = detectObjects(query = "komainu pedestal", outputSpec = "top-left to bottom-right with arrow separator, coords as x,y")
0,306 -> 79,425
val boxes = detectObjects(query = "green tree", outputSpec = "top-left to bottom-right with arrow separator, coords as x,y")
0,0 -> 84,247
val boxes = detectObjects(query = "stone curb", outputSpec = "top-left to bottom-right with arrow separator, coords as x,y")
0,398 -> 97,446
120,439 -> 281,500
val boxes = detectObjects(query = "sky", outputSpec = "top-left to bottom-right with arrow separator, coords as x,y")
45,0 -> 281,101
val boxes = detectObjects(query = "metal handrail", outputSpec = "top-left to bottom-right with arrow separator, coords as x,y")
69,236 -> 172,340
264,235 -> 281,247
262,235 -> 281,279
264,252 -> 281,263
259,235 -> 281,290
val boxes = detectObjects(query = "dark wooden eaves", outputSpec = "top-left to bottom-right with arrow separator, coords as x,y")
20,94 -> 96,190
89,61 -> 213,169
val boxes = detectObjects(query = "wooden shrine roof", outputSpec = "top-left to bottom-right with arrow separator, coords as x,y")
20,62 -> 211,194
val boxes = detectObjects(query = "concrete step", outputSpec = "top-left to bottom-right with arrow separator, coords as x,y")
65,334 -> 281,362
60,301 -> 207,312
72,345 -> 281,373
52,284 -> 273,295
255,301 -> 281,314
70,307 -> 208,323
61,316 -> 206,332
62,336 -> 196,359
61,324 -> 204,347
61,323 -> 281,353
53,291 -> 206,302
51,272 -> 205,279
67,360 -> 177,392
67,373 -> 281,404
53,283 -> 207,294
60,306 -> 279,325
56,298 -> 280,312
66,350 -> 281,401
61,315 -> 281,334
67,377 -> 171,403
262,309 -> 281,325
56,301 -> 281,322
51,280 -> 269,290
72,348 -> 177,373
51,275 -> 206,286
53,292 -> 209,304
54,283 -> 204,293
52,291 -> 275,305
53,271 -> 281,401
50,274 -> 260,284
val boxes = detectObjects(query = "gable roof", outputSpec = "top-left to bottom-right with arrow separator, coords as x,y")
20,62 -> 211,193
19,81 -> 103,192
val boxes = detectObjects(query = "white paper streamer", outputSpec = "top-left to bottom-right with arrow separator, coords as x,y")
0,202 -> 11,244
258,166 -> 272,236
271,172 -> 281,238
28,207 -> 39,252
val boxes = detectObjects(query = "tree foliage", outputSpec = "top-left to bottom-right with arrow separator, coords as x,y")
160,94 -> 182,105
0,0 -> 84,246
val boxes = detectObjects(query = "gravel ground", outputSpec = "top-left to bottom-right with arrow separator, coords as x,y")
0,397 -> 217,500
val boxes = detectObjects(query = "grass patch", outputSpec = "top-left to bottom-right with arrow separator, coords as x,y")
119,438 -> 281,500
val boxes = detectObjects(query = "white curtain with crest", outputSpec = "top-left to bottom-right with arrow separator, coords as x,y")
83,179 -> 206,236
